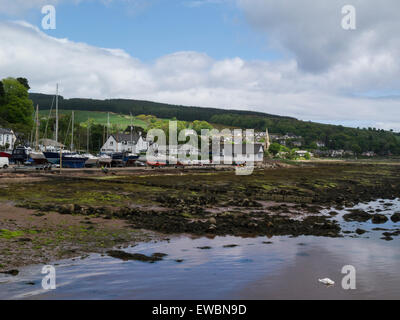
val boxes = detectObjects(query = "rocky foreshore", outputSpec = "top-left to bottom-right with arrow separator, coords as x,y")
1,161 -> 400,272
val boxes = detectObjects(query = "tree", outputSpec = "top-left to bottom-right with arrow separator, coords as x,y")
0,81 -> 4,104
17,77 -> 30,90
192,120 -> 213,134
268,143 -> 281,156
351,143 -> 361,156
0,78 -> 34,134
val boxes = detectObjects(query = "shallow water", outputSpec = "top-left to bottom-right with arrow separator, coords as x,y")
1,199 -> 400,300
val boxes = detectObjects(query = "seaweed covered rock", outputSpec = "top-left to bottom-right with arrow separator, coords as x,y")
107,250 -> 167,263
343,209 -> 372,222
391,212 -> 400,223
227,198 -> 263,208
372,214 -> 389,224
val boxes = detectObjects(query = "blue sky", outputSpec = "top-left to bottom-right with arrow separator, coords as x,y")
18,0 -> 280,62
0,0 -> 399,131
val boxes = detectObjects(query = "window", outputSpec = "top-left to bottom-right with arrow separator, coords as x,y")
110,141 -> 114,146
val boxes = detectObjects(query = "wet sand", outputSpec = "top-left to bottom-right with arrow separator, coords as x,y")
0,202 -> 159,272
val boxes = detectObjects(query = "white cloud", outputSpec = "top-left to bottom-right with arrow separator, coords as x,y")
0,21 -> 399,131
237,0 -> 400,73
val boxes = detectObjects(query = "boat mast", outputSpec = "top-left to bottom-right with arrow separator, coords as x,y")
116,125 -> 119,153
55,84 -> 59,143
35,104 -> 39,152
106,112 -> 110,141
71,111 -> 74,152
87,119 -> 90,154
130,112 -> 133,153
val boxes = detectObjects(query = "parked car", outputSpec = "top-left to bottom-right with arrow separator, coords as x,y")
0,157 -> 9,169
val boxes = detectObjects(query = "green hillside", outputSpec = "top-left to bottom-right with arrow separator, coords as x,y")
39,109 -> 148,128
30,93 -> 400,155
30,93 -> 293,123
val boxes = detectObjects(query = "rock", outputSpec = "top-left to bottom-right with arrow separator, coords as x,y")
73,204 -> 82,213
372,214 -> 389,224
197,246 -> 212,250
343,210 -> 372,222
391,212 -> 400,223
223,244 -> 239,248
1,269 -> 19,276
208,217 -> 217,225
355,228 -> 367,235
107,250 -> 167,263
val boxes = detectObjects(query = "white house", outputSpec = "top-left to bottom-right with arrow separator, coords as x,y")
362,151 -> 376,157
151,144 -> 199,158
0,128 -> 16,150
212,143 -> 264,164
101,131 -> 148,154
295,150 -> 313,158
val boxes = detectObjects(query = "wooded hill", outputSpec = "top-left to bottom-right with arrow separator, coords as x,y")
29,93 -> 400,155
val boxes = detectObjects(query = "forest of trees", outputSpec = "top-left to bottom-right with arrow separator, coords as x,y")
29,93 -> 293,123
30,92 -> 400,156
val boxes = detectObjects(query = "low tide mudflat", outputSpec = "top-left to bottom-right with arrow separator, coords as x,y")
1,161 -> 400,299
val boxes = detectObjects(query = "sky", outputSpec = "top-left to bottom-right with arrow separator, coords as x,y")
0,0 -> 399,131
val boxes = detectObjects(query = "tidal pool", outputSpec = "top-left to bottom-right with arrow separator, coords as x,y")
1,199 -> 399,300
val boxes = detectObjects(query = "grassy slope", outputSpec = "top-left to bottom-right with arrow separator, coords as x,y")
39,109 -> 148,128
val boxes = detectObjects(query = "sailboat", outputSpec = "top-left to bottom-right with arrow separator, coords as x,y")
29,104 -> 47,165
42,85 -> 86,168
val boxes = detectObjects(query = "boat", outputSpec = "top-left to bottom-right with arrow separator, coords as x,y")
29,104 -> 48,165
123,152 -> 139,167
61,153 -> 87,169
83,153 -> 99,168
98,154 -> 112,167
0,151 -> 11,159
111,152 -> 124,167
42,89 -> 86,168
43,150 -> 62,164
11,146 -> 30,164
29,150 -> 48,165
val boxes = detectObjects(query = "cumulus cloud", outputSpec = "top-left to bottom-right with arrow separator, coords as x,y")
237,0 -> 400,73
0,21 -> 399,130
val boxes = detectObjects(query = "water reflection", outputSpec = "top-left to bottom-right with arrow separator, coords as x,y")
1,199 -> 399,300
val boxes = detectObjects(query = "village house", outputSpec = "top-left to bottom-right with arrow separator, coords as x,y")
0,128 -> 16,151
254,131 -> 266,142
101,126 -> 148,154
291,140 -> 303,147
269,133 -> 302,147
295,150 -> 313,158
362,151 -> 376,157
212,143 -> 264,164
154,144 -> 199,158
